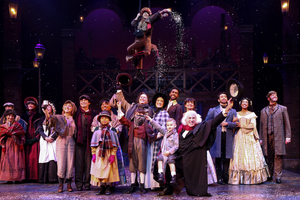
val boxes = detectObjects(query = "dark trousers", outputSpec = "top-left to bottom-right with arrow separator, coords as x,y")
75,144 -> 91,188
215,131 -> 230,183
266,133 -> 283,179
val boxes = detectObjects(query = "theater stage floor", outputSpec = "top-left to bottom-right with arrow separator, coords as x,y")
1,169 -> 300,199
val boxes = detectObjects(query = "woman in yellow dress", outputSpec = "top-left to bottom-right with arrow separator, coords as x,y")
228,98 -> 270,184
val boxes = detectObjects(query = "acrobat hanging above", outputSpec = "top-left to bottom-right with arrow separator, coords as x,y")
126,7 -> 171,78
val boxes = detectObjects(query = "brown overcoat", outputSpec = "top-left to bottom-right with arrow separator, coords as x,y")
259,104 -> 291,156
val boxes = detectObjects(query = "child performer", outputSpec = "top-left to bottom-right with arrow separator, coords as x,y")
146,116 -> 178,185
90,110 -> 120,195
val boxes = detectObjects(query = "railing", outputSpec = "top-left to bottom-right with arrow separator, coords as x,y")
75,67 -> 240,101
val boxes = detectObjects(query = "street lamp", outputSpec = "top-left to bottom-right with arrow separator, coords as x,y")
33,41 -> 45,113
281,0 -> 290,14
263,53 -> 268,64
8,1 -> 18,19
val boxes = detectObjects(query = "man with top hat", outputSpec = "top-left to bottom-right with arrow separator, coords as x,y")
259,91 -> 291,184
21,96 -> 43,181
126,7 -> 171,77
74,94 -> 97,191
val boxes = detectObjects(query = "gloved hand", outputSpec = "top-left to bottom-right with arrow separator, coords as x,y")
116,82 -> 122,90
25,139 -> 32,146
108,155 -> 115,164
92,154 -> 96,163
19,144 -> 24,151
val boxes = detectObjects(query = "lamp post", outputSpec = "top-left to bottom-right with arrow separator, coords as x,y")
8,1 -> 18,19
263,53 -> 268,64
33,41 -> 45,113
281,0 -> 290,14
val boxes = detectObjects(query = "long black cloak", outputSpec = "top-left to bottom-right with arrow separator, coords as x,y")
174,112 -> 225,196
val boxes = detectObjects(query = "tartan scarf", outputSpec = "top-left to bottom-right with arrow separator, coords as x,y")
98,126 -> 113,157
76,106 -> 92,153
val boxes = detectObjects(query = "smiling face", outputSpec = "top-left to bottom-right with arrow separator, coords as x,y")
169,89 -> 179,100
218,94 -> 228,105
155,97 -> 164,108
166,120 -> 176,132
5,114 -> 15,124
63,103 -> 73,114
185,101 -> 195,111
100,116 -> 110,126
46,105 -> 53,115
241,99 -> 249,110
186,113 -> 197,127
101,102 -> 111,111
139,94 -> 148,104
80,98 -> 91,110
27,103 -> 36,111
268,93 -> 278,103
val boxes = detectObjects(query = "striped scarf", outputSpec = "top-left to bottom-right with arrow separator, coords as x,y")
98,127 -> 113,157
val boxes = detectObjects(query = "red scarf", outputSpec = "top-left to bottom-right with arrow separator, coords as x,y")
178,124 -> 196,134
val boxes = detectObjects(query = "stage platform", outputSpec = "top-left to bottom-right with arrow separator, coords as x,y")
1,169 -> 300,199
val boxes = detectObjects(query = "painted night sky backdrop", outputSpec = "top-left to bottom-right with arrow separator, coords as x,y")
1,0 -> 285,113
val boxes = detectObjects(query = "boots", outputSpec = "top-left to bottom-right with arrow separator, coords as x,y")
58,178 -> 64,193
127,183 -> 136,194
105,185 -> 112,195
158,173 -> 164,184
96,185 -> 106,195
170,175 -> 177,185
158,185 -> 173,196
66,178 -> 73,192
140,183 -> 146,193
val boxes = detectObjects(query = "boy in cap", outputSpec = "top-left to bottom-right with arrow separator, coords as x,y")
126,7 -> 171,77
74,94 -> 97,191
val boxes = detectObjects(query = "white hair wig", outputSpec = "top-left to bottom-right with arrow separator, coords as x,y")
181,110 -> 202,126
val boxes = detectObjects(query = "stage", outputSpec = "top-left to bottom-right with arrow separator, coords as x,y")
1,169 -> 300,199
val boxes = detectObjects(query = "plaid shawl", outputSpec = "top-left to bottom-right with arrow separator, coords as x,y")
0,122 -> 26,147
98,127 -> 113,157
151,109 -> 169,172
90,126 -> 119,157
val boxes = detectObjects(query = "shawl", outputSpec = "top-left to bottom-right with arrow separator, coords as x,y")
90,126 -> 119,157
0,122 -> 26,147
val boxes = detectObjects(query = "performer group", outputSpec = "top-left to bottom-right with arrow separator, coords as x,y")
0,6 -> 292,198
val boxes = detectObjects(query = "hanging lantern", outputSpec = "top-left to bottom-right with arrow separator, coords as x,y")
8,1 -> 18,19
33,58 -> 40,68
34,41 -> 46,60
281,0 -> 290,14
79,15 -> 84,22
263,53 -> 268,64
